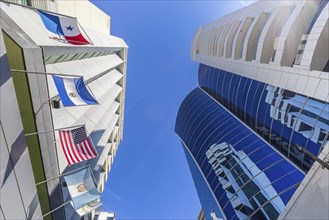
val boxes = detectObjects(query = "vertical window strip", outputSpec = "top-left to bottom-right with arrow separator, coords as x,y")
248,182 -> 300,220
194,110 -> 236,160
231,169 -> 299,220
181,95 -> 207,141
221,158 -> 285,210
215,27 -> 224,57
188,105 -> 221,154
180,91 -> 208,143
248,81 -> 261,129
297,96 -> 329,160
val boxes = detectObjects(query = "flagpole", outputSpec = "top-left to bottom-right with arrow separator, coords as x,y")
25,124 -> 85,137
10,69 -> 83,78
12,63 -> 121,84
57,38 -> 93,46
41,201 -> 71,218
0,0 -> 76,19
34,98 -> 59,116
35,165 -> 90,186
48,36 -> 92,45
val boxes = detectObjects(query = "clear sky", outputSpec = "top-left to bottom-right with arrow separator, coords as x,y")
90,1 -> 250,219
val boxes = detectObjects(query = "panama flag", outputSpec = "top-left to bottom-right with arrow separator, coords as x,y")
38,10 -> 91,45
52,75 -> 98,107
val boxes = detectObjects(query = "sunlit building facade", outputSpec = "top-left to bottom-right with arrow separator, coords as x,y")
1,0 -> 126,219
176,1 -> 328,219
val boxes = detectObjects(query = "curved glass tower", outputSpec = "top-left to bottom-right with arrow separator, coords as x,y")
175,1 -> 329,219
176,87 -> 306,220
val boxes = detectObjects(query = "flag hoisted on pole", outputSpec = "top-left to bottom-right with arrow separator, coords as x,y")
38,10 -> 91,45
62,167 -> 102,216
52,75 -> 98,107
75,200 -> 102,216
58,125 -> 98,165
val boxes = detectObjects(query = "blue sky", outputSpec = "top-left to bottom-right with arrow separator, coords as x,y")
90,1 -> 249,219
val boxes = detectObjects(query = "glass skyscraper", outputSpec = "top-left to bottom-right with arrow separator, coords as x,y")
176,1 -> 328,219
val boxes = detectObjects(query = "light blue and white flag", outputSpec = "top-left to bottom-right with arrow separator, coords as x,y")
52,75 -> 98,107
63,167 -> 101,211
74,199 -> 102,216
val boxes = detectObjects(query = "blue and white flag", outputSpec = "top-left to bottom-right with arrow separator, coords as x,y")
63,167 -> 101,211
38,10 -> 91,45
74,199 -> 102,216
52,75 -> 98,107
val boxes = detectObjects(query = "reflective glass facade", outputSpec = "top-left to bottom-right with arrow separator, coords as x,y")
198,64 -> 329,172
184,0 -> 329,218
182,144 -> 223,220
175,86 -> 306,220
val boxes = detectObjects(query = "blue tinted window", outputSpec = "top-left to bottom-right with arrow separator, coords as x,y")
175,88 -> 305,219
197,64 -> 327,172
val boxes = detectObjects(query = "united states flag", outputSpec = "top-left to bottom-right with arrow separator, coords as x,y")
58,126 -> 97,165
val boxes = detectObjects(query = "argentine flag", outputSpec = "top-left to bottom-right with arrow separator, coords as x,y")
52,75 -> 98,107
63,167 -> 102,215
38,10 -> 91,45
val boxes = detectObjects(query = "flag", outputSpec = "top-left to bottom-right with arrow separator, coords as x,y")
62,167 -> 101,212
74,200 -> 102,216
38,10 -> 91,45
52,75 -> 98,107
58,126 -> 98,165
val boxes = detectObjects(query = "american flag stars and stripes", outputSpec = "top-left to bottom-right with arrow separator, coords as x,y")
58,126 -> 98,165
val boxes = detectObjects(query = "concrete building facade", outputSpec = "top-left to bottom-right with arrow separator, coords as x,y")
0,0 -> 127,219
176,1 -> 328,219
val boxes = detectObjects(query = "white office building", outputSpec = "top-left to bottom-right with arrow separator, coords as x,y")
1,0 -> 127,219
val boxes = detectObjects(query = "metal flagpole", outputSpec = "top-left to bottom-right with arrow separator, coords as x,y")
296,144 -> 329,170
11,63 -> 121,84
35,165 -> 90,186
34,98 -> 59,116
41,201 -> 71,218
60,38 -> 92,46
25,124 -> 85,137
11,69 -> 100,107
10,69 -> 84,78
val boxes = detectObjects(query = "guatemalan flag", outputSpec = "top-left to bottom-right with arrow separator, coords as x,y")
38,10 -> 91,45
52,75 -> 98,107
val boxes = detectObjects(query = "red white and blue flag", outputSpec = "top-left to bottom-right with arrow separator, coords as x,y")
58,126 -> 98,165
38,10 -> 91,45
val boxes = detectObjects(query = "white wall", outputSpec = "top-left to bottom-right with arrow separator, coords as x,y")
56,0 -> 110,35
0,28 -> 42,220
279,143 -> 329,220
